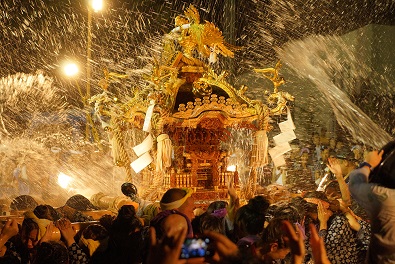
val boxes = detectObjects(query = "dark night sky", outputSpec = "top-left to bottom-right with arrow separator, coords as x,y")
1,0 -> 394,76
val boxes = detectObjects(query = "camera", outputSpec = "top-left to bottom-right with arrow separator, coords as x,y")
180,237 -> 213,259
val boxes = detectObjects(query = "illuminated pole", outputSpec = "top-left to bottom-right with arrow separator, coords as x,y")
86,0 -> 102,100
85,0 -> 103,143
86,5 -> 92,100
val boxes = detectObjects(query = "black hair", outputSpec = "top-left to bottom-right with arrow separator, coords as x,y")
206,200 -> 228,214
370,140 -> 395,188
32,241 -> 68,264
260,218 -> 287,250
272,204 -> 302,224
199,214 -> 225,235
234,196 -> 270,237
33,205 -> 60,221
82,224 -> 109,241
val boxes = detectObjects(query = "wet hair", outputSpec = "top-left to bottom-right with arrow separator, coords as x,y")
65,194 -> 98,211
21,218 -> 39,243
234,196 -> 270,236
370,140 -> 395,188
302,191 -> 330,214
106,206 -> 145,263
33,205 -> 60,221
206,200 -> 228,214
32,241 -> 68,264
99,214 -> 115,232
112,205 -> 142,234
272,204 -> 302,224
199,214 -> 225,234
160,188 -> 187,203
10,195 -> 38,211
260,218 -> 287,250
82,224 -> 109,241
324,180 -> 341,194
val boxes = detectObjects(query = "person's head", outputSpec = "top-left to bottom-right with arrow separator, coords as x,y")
320,146 -> 330,163
160,188 -> 195,220
299,148 -> 311,166
272,204 -> 303,224
234,196 -> 269,238
336,140 -> 344,150
10,195 -> 38,212
206,200 -> 228,215
113,205 -> 142,234
369,140 -> 395,188
33,205 -> 60,221
21,218 -> 40,252
32,241 -> 68,264
198,214 -> 225,235
65,194 -> 98,211
259,218 -> 290,261
79,224 -> 109,257
302,191 -> 331,222
335,148 -> 356,175
352,145 -> 362,160
329,137 -> 337,149
324,180 -> 341,200
312,133 -> 320,145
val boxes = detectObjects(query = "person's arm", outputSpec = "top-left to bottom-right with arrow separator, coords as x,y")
337,199 -> 361,231
327,158 -> 350,205
147,226 -> 188,264
355,220 -> 371,251
281,220 -> 305,264
226,181 -> 239,223
0,219 -> 19,257
348,150 -> 384,213
309,223 -> 331,264
55,218 -> 90,264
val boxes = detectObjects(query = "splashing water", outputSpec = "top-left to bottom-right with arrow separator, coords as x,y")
278,34 -> 392,148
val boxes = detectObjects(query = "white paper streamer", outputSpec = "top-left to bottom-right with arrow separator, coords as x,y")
273,130 -> 296,145
133,134 -> 153,157
143,102 -> 155,132
130,152 -> 153,173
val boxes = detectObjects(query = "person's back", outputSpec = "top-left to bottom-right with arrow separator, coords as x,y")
349,140 -> 395,263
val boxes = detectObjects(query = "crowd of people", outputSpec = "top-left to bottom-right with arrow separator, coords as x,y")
1,137 -> 395,264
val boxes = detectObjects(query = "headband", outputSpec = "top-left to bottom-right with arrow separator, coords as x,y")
160,188 -> 193,211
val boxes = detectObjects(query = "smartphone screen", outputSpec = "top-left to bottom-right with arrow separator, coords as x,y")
180,237 -> 212,259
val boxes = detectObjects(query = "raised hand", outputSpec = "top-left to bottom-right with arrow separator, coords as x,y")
39,221 -> 55,244
204,230 -> 239,263
317,201 -> 332,231
55,218 -> 76,247
147,226 -> 189,264
309,223 -> 330,264
327,158 -> 342,177
0,219 -> 19,240
281,220 -> 305,264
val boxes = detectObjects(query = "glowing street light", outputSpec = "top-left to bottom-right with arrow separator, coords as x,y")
57,172 -> 73,189
63,62 -> 79,77
91,0 -> 103,12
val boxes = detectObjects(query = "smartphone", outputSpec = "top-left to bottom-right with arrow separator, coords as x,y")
180,237 -> 213,259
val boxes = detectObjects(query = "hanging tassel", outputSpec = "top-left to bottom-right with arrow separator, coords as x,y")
255,130 -> 268,166
157,134 -> 173,172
